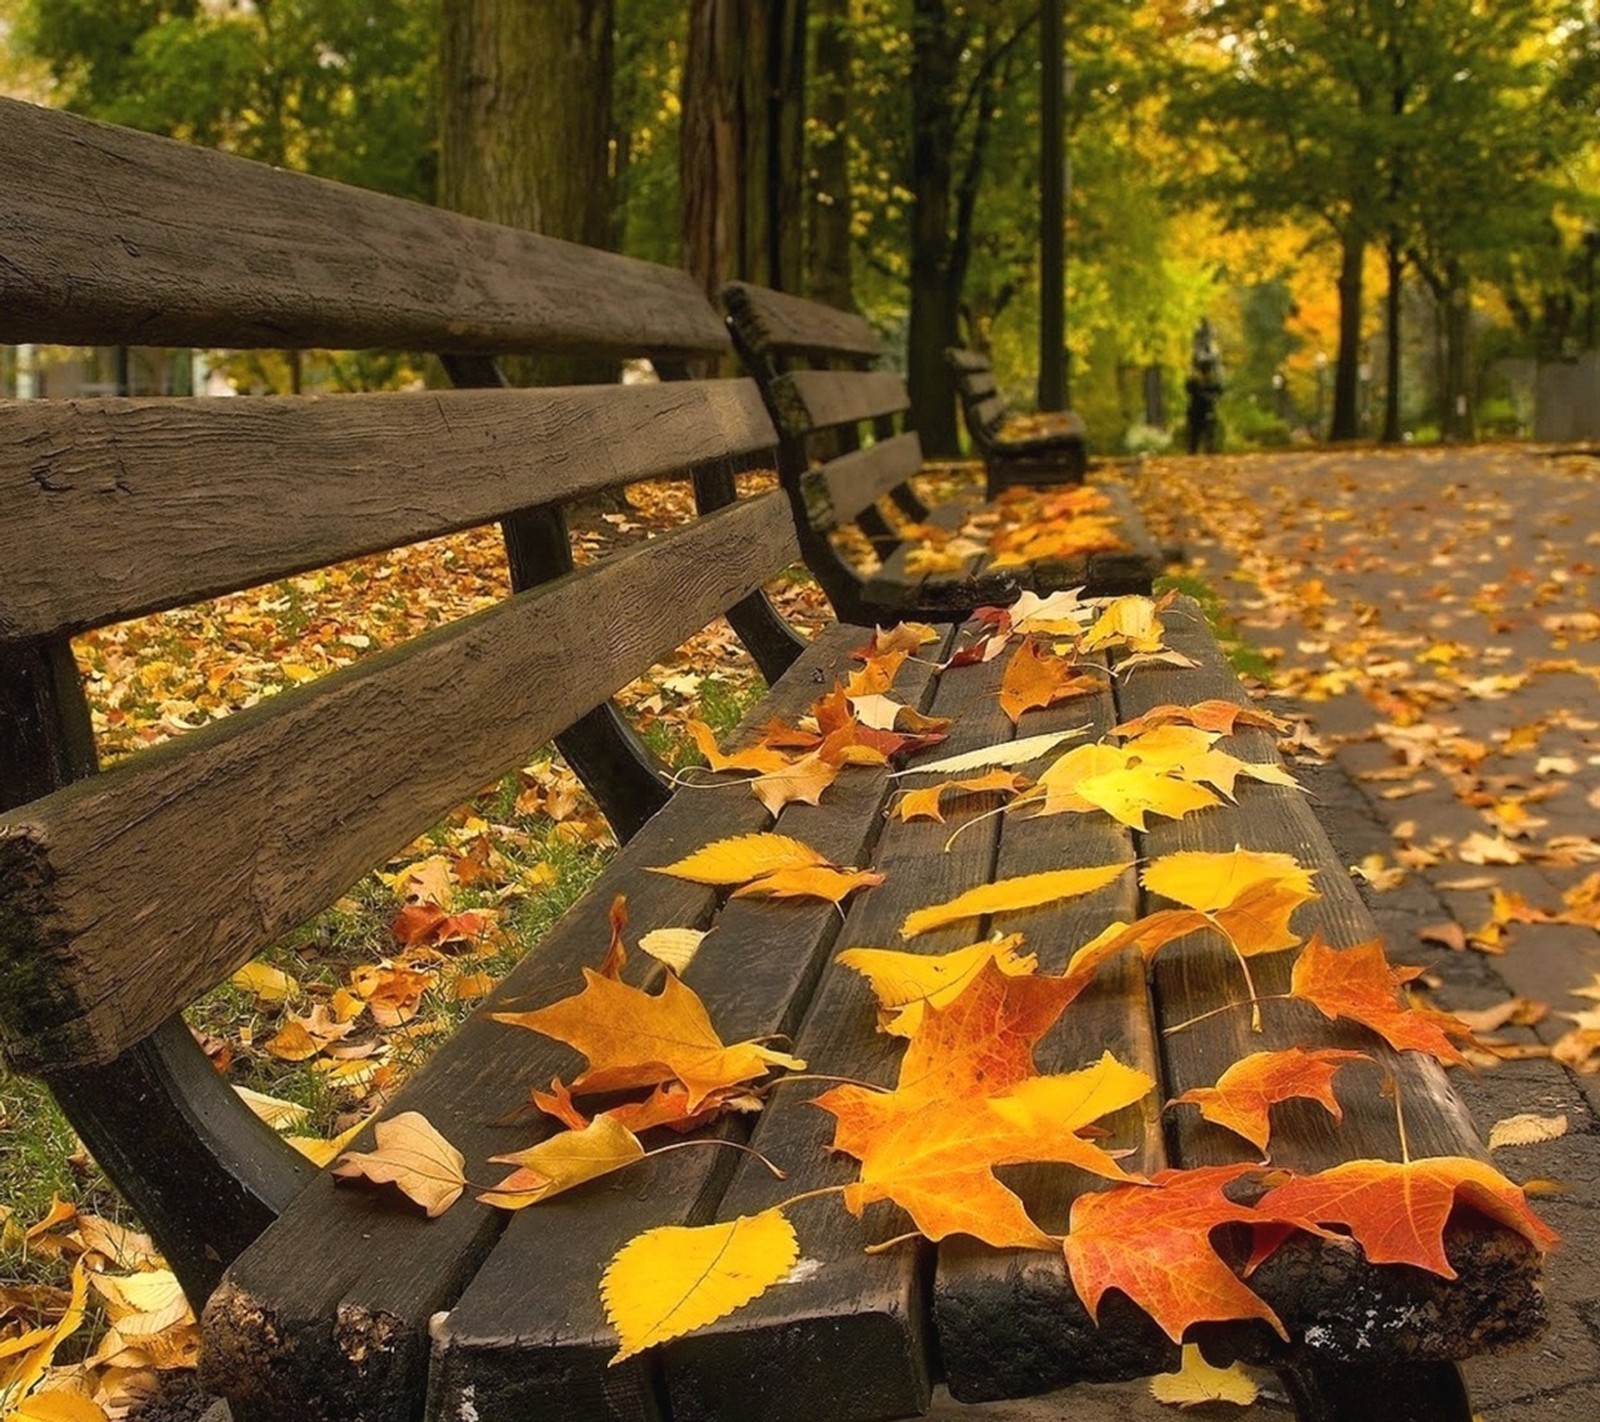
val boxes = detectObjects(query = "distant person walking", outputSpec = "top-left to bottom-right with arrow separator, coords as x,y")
1185,319 -> 1224,454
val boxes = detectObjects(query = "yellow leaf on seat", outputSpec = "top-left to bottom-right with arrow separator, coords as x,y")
331,1111 -> 466,1217
651,833 -> 829,885
480,1116 -> 647,1209
1149,1345 -> 1260,1409
901,862 -> 1130,938
602,1209 -> 799,1362
837,935 -> 1035,1035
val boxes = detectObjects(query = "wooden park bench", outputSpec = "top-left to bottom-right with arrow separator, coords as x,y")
946,346 -> 1090,494
0,100 -> 1549,1422
722,283 -> 1158,625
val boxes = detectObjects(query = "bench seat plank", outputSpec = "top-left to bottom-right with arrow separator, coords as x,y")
0,495 -> 798,1071
424,630 -> 956,1422
658,654 -> 1021,1422
934,674 -> 1174,1401
0,98 -> 727,359
199,624 -> 869,1419
0,382 -> 776,643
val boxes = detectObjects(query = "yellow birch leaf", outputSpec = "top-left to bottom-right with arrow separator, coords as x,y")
730,865 -> 885,904
331,1111 -> 466,1217
1149,1345 -> 1260,1409
651,833 -> 829,885
480,1116 -> 647,1209
901,863 -> 1130,938
638,927 -> 710,973
602,1209 -> 799,1363
230,961 -> 297,1007
9,1392 -> 111,1422
837,935 -> 1035,1035
89,1269 -> 191,1337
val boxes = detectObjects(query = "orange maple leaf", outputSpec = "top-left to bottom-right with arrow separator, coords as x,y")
1064,1164 -> 1331,1342
685,719 -> 794,776
1254,1156 -> 1559,1277
492,969 -> 804,1110
1113,700 -> 1291,739
1170,1048 -> 1372,1153
998,639 -> 1102,723
1289,936 -> 1470,1067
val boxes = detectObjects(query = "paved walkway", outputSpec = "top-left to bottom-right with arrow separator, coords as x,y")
947,447 -> 1600,1420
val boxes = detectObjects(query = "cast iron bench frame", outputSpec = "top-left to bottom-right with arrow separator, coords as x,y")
945,346 -> 1090,495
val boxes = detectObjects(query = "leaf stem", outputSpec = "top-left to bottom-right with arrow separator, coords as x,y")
774,1183 -> 850,1211
763,1072 -> 886,1093
644,1137 -> 787,1179
1161,994 -> 1292,1036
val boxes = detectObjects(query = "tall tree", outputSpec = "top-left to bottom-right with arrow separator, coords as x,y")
680,0 -> 806,306
806,0 -> 855,308
440,0 -> 615,384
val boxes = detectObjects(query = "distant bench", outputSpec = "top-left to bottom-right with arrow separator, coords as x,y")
946,346 -> 1089,494
0,97 -> 1546,1422
723,282 -> 1159,624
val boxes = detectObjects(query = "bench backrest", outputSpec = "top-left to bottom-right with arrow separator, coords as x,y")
721,281 -> 925,536
945,347 -> 1008,442
0,98 -> 796,1079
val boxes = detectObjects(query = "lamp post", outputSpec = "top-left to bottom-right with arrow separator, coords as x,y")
1314,351 -> 1328,437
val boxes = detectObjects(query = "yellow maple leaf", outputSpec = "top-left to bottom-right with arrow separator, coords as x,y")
1142,849 -> 1319,956
480,1115 -> 647,1209
685,719 -> 792,775
1149,1345 -> 1260,1409
602,1209 -> 799,1362
651,833 -> 829,885
901,862 -> 1130,938
331,1111 -> 466,1217
837,935 -> 1035,1035
1074,762 -> 1222,830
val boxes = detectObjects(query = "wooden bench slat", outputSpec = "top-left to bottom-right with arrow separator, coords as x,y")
723,281 -> 883,361
0,382 -> 776,643
956,371 -> 998,403
0,97 -> 728,358
971,395 -> 1007,432
1114,606 -> 1544,1367
0,494 -> 799,1071
425,631 -> 955,1422
768,370 -> 909,439
658,654 -> 1020,1422
198,625 -> 866,1420
944,349 -> 991,375
934,672 -> 1174,1401
799,432 -> 924,531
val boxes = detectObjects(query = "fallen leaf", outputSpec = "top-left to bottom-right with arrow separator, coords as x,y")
729,865 -> 885,904
1115,700 -> 1290,739
1255,1156 -> 1559,1276
837,935 -> 1036,1036
651,833 -> 828,885
493,969 -> 803,1109
893,726 -> 1089,778
1487,1114 -> 1569,1151
1149,1345 -> 1260,1409
685,719 -> 792,775
230,961 -> 297,1008
894,770 -> 1031,823
331,1111 -> 466,1217
901,862 -> 1130,938
998,639 -> 1102,723
638,927 -> 710,973
1171,1049 -> 1371,1153
479,1116 -> 647,1209
1290,936 -> 1470,1067
748,751 -> 843,815
602,1209 -> 799,1363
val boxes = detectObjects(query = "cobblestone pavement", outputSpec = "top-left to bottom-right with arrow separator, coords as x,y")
938,447 -> 1600,1420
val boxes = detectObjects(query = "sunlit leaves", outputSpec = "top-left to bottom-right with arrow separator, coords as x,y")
1171,1048 -> 1371,1153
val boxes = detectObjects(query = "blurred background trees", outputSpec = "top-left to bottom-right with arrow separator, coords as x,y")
5,0 -> 1599,449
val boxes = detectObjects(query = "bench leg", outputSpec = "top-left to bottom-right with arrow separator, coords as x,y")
1278,1361 -> 1471,1422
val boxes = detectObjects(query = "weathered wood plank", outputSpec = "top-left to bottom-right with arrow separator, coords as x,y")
944,349 -> 991,375
1113,599 -> 1543,1366
0,495 -> 799,1071
723,282 -> 883,361
660,654 -> 1020,1422
199,626 -> 862,1422
424,631 -> 954,1422
768,370 -> 910,440
799,432 -> 924,531
934,668 -> 1174,1401
0,381 -> 775,643
0,98 -> 728,358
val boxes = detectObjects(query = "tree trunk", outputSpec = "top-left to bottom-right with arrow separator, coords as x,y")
440,0 -> 616,386
907,0 -> 964,456
1381,232 -> 1403,443
1331,230 -> 1365,442
1443,265 -> 1474,442
682,0 -> 805,310
806,0 -> 854,309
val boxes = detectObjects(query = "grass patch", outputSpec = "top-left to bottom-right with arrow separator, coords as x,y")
1155,571 -> 1276,684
